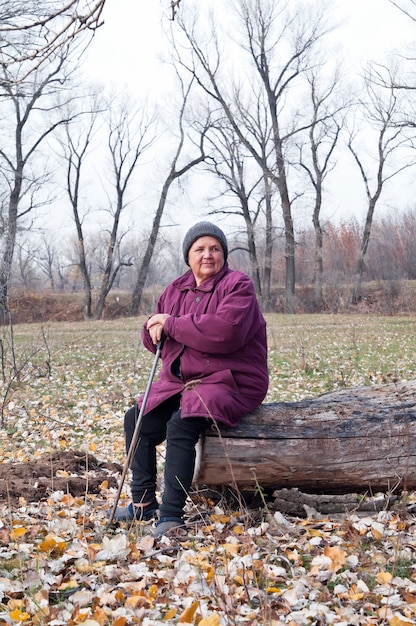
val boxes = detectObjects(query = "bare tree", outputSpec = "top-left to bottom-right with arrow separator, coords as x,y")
297,69 -> 345,308
59,95 -> 101,316
203,121 -> 266,299
37,233 -> 64,291
0,46 -> 77,317
13,236 -> 42,289
61,91 -> 156,319
174,0 -> 333,312
204,109 -> 280,310
0,0 -> 106,82
129,75 -> 207,315
348,74 -> 416,304
95,98 -> 156,319
389,0 -> 416,21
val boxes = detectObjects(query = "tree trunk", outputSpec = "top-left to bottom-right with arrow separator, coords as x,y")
129,175 -> 171,316
263,173 -> 273,311
313,189 -> 324,309
194,380 -> 416,493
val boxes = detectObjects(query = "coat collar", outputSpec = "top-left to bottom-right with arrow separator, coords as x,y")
172,262 -> 230,292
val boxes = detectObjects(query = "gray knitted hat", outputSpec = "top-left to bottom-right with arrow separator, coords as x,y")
183,221 -> 228,265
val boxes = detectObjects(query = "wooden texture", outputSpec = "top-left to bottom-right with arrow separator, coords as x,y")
193,381 -> 416,493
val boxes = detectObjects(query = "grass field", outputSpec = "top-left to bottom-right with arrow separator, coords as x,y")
0,314 -> 415,625
266,314 -> 416,400
2,312 -> 416,463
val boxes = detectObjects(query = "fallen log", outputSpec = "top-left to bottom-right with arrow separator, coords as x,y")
193,380 -> 416,493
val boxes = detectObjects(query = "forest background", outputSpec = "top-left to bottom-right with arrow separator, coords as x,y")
2,0 -> 416,323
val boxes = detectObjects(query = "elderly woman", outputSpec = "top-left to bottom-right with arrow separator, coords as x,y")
114,221 -> 269,537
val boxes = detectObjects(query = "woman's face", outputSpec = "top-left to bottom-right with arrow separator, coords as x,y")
188,236 -> 225,285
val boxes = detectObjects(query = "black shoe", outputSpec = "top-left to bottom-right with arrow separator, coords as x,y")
109,502 -> 158,522
152,518 -> 186,538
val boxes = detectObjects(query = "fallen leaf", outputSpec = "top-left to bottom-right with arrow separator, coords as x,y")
111,618 -> 127,626
10,527 -> 27,540
163,607 -> 177,620
9,608 -> 30,621
179,600 -> 199,623
376,571 -> 393,584
137,534 -> 154,552
324,545 -> 347,572
94,535 -> 130,561
199,614 -> 221,626
389,615 -> 415,626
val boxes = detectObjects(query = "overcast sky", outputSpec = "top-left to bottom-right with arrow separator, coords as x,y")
84,0 -> 414,89
79,0 -> 416,230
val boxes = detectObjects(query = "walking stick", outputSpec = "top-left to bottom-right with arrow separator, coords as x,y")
107,336 -> 164,526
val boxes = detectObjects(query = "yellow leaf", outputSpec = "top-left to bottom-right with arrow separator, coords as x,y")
378,607 -> 393,620
10,527 -> 27,539
232,525 -> 244,535
376,571 -> 393,584
8,600 -> 24,610
389,616 -> 415,626
403,605 -> 416,618
112,618 -> 127,626
124,595 -> 149,609
324,545 -> 346,572
199,614 -> 221,626
209,514 -> 230,524
223,543 -> 239,555
34,589 -> 49,604
285,549 -> 301,563
9,609 -> 30,621
348,591 -> 364,601
89,442 -> 97,451
335,583 -> 358,601
148,584 -> 158,599
37,535 -> 66,554
91,607 -> 107,625
76,562 -> 93,573
58,579 -> 79,591
163,607 -> 177,620
179,600 -> 199,623
38,536 -> 57,552
61,493 -> 75,505
114,589 -> 125,604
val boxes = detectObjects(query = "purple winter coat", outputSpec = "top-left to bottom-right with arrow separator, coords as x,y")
138,263 -> 269,428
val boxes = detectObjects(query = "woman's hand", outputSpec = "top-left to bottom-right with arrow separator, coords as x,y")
147,314 -> 171,345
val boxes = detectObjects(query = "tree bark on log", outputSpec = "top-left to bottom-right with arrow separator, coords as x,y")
193,380 -> 416,493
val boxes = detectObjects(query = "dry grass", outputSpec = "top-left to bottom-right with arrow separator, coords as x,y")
0,314 -> 415,625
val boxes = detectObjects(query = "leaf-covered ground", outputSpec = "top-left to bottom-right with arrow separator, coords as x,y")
0,315 -> 415,625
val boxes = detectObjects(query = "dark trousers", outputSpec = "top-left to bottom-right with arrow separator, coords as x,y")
124,395 -> 209,521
